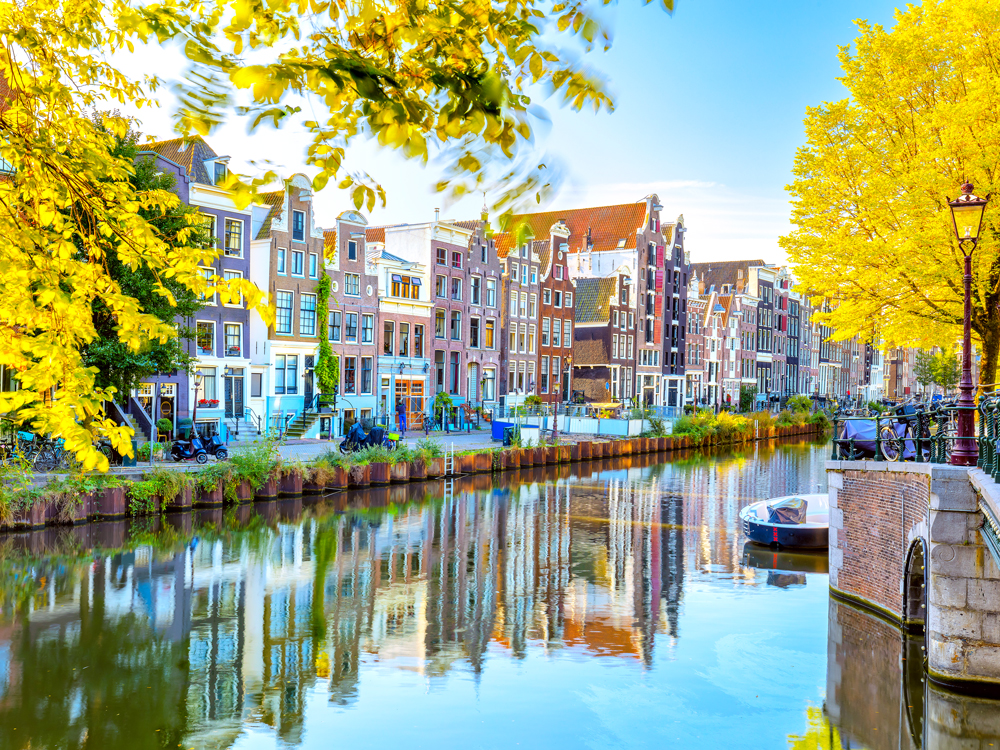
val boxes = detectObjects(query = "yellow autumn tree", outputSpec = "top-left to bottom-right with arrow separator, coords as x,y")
781,0 -> 1000,388
1,0 -> 671,470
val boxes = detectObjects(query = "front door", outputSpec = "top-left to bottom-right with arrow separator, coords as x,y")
467,364 -> 479,405
225,370 -> 245,418
395,379 -> 425,430
304,355 -> 315,409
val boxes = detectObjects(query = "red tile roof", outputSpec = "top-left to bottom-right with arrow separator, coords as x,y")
255,190 -> 284,240
506,202 -> 649,254
365,226 -> 386,244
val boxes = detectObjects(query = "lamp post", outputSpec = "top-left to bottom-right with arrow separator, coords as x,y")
192,371 -> 204,441
948,182 -> 989,466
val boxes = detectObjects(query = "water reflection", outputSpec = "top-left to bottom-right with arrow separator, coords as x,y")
0,441 -> 854,749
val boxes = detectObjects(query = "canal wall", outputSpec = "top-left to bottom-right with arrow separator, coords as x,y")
827,460 -> 1000,692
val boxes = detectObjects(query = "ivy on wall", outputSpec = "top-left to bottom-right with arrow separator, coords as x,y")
315,273 -> 339,394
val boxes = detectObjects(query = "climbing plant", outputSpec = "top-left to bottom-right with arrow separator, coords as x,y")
315,274 -> 339,394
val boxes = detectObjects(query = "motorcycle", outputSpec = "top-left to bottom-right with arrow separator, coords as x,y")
171,435 -> 209,464
339,422 -> 400,454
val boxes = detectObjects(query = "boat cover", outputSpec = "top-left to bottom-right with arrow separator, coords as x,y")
767,497 -> 807,524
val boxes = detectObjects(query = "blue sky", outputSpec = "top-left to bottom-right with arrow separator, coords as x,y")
129,0 -> 904,263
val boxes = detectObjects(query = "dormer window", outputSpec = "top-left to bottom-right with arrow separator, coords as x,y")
214,162 -> 228,186
292,210 -> 305,242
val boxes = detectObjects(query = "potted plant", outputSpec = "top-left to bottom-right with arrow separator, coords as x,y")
209,399 -> 220,407
279,462 -> 304,496
390,446 -> 412,483
156,417 -> 173,441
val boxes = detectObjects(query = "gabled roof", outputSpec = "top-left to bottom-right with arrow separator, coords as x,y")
255,190 -> 284,240
534,239 -> 550,279
574,277 -> 617,324
494,232 -> 515,258
690,259 -> 764,295
139,136 -> 223,185
506,202 -> 648,254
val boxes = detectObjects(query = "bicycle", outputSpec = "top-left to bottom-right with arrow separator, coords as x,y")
32,436 -> 72,472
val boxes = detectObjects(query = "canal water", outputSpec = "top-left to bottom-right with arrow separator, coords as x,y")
0,439 -> 997,749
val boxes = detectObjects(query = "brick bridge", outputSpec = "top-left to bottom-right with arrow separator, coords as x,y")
827,460 -> 1000,693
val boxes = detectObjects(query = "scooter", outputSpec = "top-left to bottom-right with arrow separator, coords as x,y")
171,435 -> 209,464
201,434 -> 229,460
339,422 -> 400,454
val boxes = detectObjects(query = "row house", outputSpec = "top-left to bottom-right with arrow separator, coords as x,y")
249,174 -> 326,437
137,137 -> 252,441
684,283 -> 706,404
500,236 -> 541,399
572,275 -> 635,402
506,196 -> 686,408
324,210 -> 380,431
537,222 -> 576,404
376,214 -> 503,422
718,296 -> 743,405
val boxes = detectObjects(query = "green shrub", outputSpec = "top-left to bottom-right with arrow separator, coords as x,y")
775,409 -> 797,427
807,411 -> 832,430
128,479 -> 160,515
786,395 -> 812,413
156,418 -> 173,434
867,400 -> 887,414
524,394 -> 542,407
751,411 -> 775,430
353,445 -> 396,465
415,438 -> 443,461
229,439 -> 278,491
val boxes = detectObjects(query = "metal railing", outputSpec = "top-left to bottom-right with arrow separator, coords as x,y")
830,398 -> 964,464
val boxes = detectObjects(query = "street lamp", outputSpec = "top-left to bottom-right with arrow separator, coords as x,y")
192,371 -> 204,441
948,182 -> 989,466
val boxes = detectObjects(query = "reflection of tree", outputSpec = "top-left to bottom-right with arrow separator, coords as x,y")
0,563 -> 190,750
787,706 -> 843,750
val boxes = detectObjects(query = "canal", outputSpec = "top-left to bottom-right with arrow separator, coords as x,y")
0,439 -> 997,749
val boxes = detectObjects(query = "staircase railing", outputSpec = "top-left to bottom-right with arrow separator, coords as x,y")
127,397 -> 154,441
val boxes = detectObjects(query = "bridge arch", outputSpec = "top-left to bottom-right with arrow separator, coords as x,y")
903,537 -> 927,631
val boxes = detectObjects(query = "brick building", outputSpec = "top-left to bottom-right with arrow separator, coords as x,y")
536,221 -> 576,404
572,274 -> 634,402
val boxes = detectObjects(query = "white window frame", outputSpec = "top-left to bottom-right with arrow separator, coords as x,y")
196,320 -> 215,357
300,293 -> 318,337
309,252 -> 318,278
275,290 -> 294,335
223,270 -> 244,308
291,249 -> 305,277
200,267 -> 216,306
224,322 -> 243,358
224,218 -> 243,258
276,247 -> 287,275
345,272 -> 361,297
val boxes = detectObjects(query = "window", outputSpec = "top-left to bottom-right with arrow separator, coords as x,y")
398,322 -> 409,356
620,312 -> 626,330
435,350 -> 445,392
223,270 -> 243,307
214,161 -> 228,185
361,357 -> 373,394
530,266 -> 537,284
200,267 -> 216,305
435,310 -> 445,338
414,325 -> 424,357
510,291 -> 518,318
613,310 -> 619,328
450,311 -> 462,341
482,368 -> 496,401
553,319 -> 561,348
344,357 -> 357,394
224,219 -> 242,257
451,251 -> 462,269
486,278 -> 497,307
451,277 -> 462,301
519,293 -> 527,317
436,247 -> 447,265
565,292 -> 573,308
251,372 -> 262,398
345,313 -> 358,342
613,334 -> 619,359
529,294 -> 537,318
384,321 -> 394,355
541,356 -> 549,393
528,324 -> 536,354
309,253 -> 318,278
348,240 -> 357,261
196,321 -> 215,356
449,352 -> 460,394
288,357 -> 301,394
300,294 -> 317,336
291,250 -> 304,276
275,355 -> 287,394
510,327 -> 516,352
361,314 -> 374,344
518,323 -> 526,353
520,264 -> 528,285
345,273 -> 360,296
225,323 -> 241,357
552,356 -> 560,390
628,335 -> 633,359
436,275 -> 447,298
329,311 -> 341,342
627,311 -> 633,328
484,319 -> 495,349
511,261 -> 519,280
292,210 -> 305,242
528,362 -> 536,392
521,243 -> 528,259
470,317 -> 480,348
554,290 -> 562,308
471,276 -> 482,305
543,289 -> 552,305
277,248 -> 287,275
541,318 -> 550,346
555,265 -> 563,280
275,291 -> 293,334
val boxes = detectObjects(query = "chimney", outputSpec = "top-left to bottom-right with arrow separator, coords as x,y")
434,207 -> 440,222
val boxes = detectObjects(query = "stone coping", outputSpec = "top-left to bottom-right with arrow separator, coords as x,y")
826,460 -> 972,479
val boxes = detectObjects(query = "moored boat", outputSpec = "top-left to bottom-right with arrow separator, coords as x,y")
739,493 -> 829,549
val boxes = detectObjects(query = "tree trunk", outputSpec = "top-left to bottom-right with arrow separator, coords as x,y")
975,308 -> 1000,396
